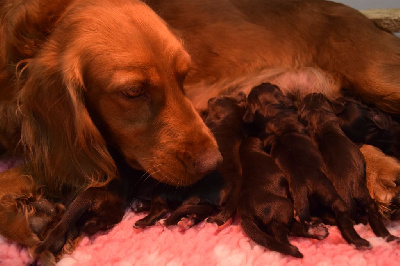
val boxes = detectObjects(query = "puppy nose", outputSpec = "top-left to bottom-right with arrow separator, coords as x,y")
194,149 -> 223,176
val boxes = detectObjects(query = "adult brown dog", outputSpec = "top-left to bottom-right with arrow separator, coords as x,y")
0,0 -> 221,200
1,0 -> 399,205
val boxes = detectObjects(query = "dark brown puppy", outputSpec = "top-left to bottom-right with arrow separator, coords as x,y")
37,150 -> 159,253
36,176 -> 130,255
1,0 -> 399,250
203,93 -> 246,225
133,94 -> 246,227
298,93 -> 396,241
244,83 -> 370,249
333,96 -> 400,159
238,137 -> 328,258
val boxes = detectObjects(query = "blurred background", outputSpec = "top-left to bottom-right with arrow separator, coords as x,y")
334,0 -> 399,35
333,0 -> 398,10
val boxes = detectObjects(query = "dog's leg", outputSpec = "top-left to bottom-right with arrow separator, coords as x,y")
353,185 -> 398,241
207,188 -> 238,226
314,180 -> 371,248
164,196 -> 216,226
239,211 -> 303,258
35,200 -> 90,254
290,186 -> 311,222
134,195 -> 169,228
268,220 -> 292,246
165,203 -> 216,226
36,186 -> 118,254
328,196 -> 371,248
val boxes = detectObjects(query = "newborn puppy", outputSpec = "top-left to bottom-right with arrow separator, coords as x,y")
299,93 -> 396,242
132,94 -> 246,228
333,96 -> 400,159
36,178 -> 127,255
360,144 -> 400,220
238,137 -> 328,258
203,93 -> 246,225
244,83 -> 370,248
0,164 -> 63,266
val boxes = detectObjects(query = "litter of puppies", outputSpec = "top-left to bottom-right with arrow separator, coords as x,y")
1,83 -> 400,263
129,83 -> 400,257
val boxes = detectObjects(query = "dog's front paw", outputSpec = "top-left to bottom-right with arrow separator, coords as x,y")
207,215 -> 226,226
361,145 -> 400,219
134,218 -> 154,228
35,225 -> 67,255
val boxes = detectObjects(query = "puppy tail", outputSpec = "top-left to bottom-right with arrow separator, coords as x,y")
239,214 -> 303,258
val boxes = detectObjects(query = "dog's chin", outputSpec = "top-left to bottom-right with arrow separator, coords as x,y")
127,157 -> 209,187
152,171 -> 204,187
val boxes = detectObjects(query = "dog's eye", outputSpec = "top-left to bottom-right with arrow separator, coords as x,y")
122,86 -> 144,99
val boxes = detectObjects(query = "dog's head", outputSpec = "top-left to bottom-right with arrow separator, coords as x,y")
19,0 -> 221,195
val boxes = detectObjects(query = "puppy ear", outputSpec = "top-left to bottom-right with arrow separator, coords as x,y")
19,53 -> 116,197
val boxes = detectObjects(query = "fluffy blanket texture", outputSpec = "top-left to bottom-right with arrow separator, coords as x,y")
1,159 -> 400,266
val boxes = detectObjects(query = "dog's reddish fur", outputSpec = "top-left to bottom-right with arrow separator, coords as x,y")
0,0 -> 400,256
1,0 -> 399,196
0,0 -> 222,200
147,0 -> 400,112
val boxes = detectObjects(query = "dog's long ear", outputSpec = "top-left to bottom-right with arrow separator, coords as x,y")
18,50 -> 117,199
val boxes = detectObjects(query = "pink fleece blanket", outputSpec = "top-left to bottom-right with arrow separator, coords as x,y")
1,159 -> 400,266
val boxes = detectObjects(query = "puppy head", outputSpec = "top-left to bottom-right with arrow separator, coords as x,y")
334,97 -> 394,146
298,93 -> 337,128
243,83 -> 294,124
205,92 -> 246,124
19,0 -> 221,193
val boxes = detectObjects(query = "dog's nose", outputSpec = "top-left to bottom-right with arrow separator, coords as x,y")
194,149 -> 223,176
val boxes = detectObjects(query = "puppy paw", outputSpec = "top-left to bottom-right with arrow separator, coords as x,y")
206,208 -> 234,226
354,239 -> 372,250
306,223 -> 329,240
133,218 -> 152,229
176,214 -> 207,231
291,247 -> 304,259
207,215 -> 226,226
385,234 -> 399,242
